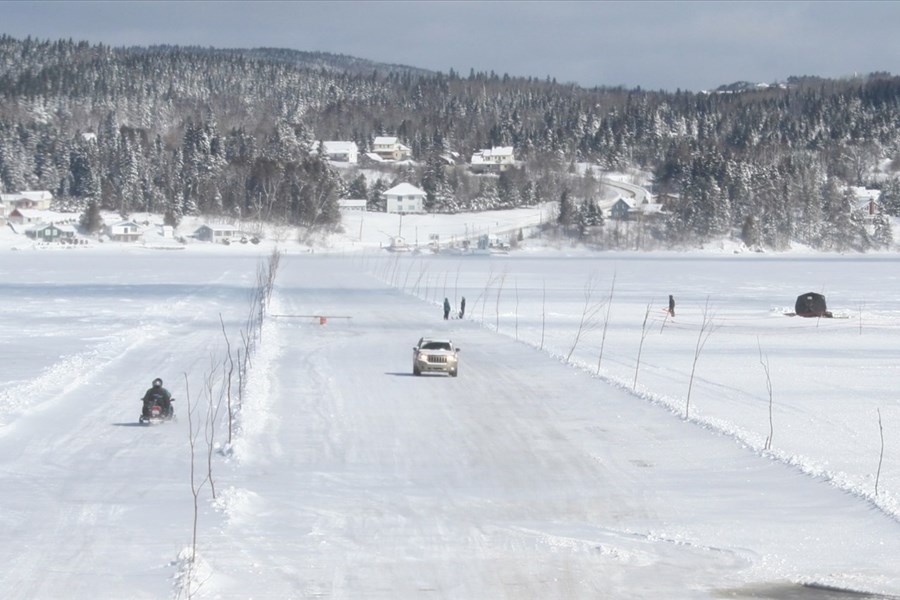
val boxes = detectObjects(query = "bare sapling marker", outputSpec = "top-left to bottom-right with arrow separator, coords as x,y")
202,359 -> 226,500
478,267 -> 496,324
236,347 -> 244,414
413,262 -> 428,298
540,279 -> 547,351
454,261 -> 462,307
183,373 -> 208,570
633,302 -> 652,390
495,270 -> 507,332
472,267 -> 499,324
659,299 -> 670,333
685,296 -> 717,419
219,314 -> 236,445
876,408 -> 884,497
514,278 -> 520,341
402,258 -> 416,292
392,254 -> 402,287
566,275 -> 603,363
757,337 -> 775,450
858,301 -> 864,335
240,329 -> 252,374
596,272 -> 616,374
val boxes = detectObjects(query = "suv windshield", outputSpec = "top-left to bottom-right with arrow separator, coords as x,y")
422,342 -> 452,351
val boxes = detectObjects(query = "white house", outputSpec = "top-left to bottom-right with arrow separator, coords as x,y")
106,220 -> 143,242
470,147 -> 515,171
384,183 -> 426,214
1,190 -> 53,210
194,223 -> 238,243
320,141 -> 359,164
373,136 -> 412,161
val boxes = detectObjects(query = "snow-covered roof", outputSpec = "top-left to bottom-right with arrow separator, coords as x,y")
26,222 -> 57,232
2,191 -> 53,205
638,202 -> 665,215
19,190 -> 53,202
471,146 -> 515,164
321,141 -> 358,154
10,208 -> 46,219
107,220 -> 140,228
483,146 -> 514,158
374,136 -> 398,146
384,183 -> 426,197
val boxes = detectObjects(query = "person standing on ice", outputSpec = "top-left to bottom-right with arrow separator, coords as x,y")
668,295 -> 676,317
443,297 -> 451,320
459,296 -> 466,319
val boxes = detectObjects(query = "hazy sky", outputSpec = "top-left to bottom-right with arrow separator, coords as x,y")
3,1 -> 898,92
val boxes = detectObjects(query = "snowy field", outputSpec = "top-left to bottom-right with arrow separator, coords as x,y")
1,210 -> 900,599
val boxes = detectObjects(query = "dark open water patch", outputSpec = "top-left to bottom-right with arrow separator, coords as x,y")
714,583 -> 900,599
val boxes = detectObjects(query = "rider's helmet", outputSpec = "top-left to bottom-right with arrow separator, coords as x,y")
152,378 -> 163,388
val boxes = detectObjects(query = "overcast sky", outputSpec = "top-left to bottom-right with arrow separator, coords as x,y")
3,1 -> 898,92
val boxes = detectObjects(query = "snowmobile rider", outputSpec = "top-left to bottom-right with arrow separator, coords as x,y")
142,378 -> 172,418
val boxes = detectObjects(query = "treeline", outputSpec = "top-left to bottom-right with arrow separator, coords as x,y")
1,35 -> 899,249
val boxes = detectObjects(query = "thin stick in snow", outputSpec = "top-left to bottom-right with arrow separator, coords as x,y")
566,275 -> 603,363
685,296 -> 717,419
633,302 -> 652,390
757,337 -> 775,451
596,272 -> 616,374
876,408 -> 884,496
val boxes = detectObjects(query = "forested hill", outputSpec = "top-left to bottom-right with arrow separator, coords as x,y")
2,34 -> 899,250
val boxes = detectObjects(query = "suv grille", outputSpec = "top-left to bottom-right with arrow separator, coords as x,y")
427,355 -> 448,364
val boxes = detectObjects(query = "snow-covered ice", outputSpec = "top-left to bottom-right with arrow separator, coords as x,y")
1,208 -> 899,599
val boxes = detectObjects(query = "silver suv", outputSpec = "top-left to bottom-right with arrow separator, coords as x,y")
413,337 -> 460,377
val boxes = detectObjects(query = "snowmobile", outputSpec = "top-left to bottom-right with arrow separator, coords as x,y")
139,397 -> 176,425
